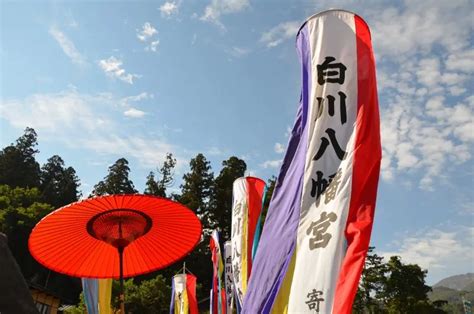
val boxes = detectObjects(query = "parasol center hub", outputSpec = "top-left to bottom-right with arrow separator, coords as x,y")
87,209 -> 152,249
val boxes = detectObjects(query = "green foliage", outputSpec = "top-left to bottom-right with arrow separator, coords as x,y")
260,176 -> 276,225
382,256 -> 433,313
209,156 -> 246,240
0,127 -> 41,189
353,250 -> 442,314
144,153 -> 177,197
40,155 -> 81,208
172,154 -> 215,302
353,247 -> 387,313
92,158 -> 138,196
0,185 -> 54,278
63,292 -> 86,314
176,153 -> 214,224
114,276 -> 171,314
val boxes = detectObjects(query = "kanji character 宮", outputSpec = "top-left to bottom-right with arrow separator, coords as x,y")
306,211 -> 337,250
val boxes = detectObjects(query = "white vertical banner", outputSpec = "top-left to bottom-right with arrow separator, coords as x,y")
231,178 -> 247,306
224,241 -> 234,314
242,10 -> 380,314
287,11 -> 359,314
173,274 -> 187,314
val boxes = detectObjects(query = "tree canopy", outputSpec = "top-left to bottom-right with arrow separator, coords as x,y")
1,127 -> 458,313
92,158 -> 138,196
40,155 -> 81,208
0,127 -> 41,189
144,153 -> 176,198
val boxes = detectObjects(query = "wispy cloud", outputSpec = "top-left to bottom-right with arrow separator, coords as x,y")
137,22 -> 160,52
160,1 -> 179,17
98,56 -> 140,84
207,146 -> 224,156
366,1 -> 474,190
274,142 -> 285,154
0,89 -> 184,169
227,46 -> 251,58
124,108 -> 146,118
260,21 -> 300,48
0,90 -> 111,133
81,136 -> 184,169
147,40 -> 160,52
119,92 -> 152,107
370,2 -> 472,60
49,26 -> 86,65
200,0 -> 249,30
137,22 -> 158,41
379,226 -> 474,283
260,159 -> 282,169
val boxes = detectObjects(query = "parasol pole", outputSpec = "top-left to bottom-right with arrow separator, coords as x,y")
118,219 -> 125,314
119,247 -> 125,314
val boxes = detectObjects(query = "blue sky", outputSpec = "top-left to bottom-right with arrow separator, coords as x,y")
1,0 -> 472,284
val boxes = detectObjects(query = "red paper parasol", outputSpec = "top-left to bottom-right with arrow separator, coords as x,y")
29,194 -> 201,312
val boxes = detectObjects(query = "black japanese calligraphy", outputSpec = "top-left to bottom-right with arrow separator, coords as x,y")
232,218 -> 241,237
316,91 -> 347,125
233,263 -> 240,282
310,171 -> 331,206
234,203 -> 242,216
323,169 -> 342,204
310,168 -> 342,206
306,211 -> 337,250
317,56 -> 346,85
313,128 -> 347,161
305,289 -> 324,312
233,248 -> 241,259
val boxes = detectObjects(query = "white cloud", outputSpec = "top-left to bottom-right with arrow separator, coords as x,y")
0,89 -> 184,170
381,94 -> 473,190
49,26 -> 86,65
98,56 -> 140,84
82,135 -> 180,168
207,146 -> 224,156
160,2 -> 179,17
260,159 -> 282,169
200,0 -> 249,30
147,40 -> 160,52
137,22 -> 158,42
119,92 -> 151,107
124,108 -> 146,118
274,142 -> 285,154
446,49 -> 474,73
379,226 -> 474,284
137,22 -> 160,52
260,21 -> 300,48
0,90 -> 111,133
227,46 -> 250,58
369,1 -> 474,190
370,2 -> 472,59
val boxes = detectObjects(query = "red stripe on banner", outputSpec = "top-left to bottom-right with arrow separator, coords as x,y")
245,177 -> 266,277
210,236 -> 219,314
221,287 -> 227,314
332,15 -> 381,313
186,274 -> 199,314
